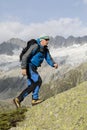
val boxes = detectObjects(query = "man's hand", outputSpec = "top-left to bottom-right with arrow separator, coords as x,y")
54,63 -> 58,69
21,69 -> 27,76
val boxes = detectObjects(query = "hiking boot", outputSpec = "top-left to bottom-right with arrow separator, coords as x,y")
32,99 -> 43,106
13,98 -> 21,108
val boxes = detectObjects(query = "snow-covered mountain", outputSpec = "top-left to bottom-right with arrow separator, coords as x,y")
1,35 -> 87,54
0,36 -> 87,71
49,35 -> 87,47
0,51 -> 21,71
0,43 -> 87,71
50,43 -> 87,66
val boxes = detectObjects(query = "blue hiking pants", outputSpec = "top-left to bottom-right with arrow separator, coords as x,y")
18,63 -> 42,102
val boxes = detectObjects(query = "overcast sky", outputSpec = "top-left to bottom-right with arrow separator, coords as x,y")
0,0 -> 87,43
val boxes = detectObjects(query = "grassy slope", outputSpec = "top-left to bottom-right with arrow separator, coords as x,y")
0,107 -> 27,130
11,81 -> 87,130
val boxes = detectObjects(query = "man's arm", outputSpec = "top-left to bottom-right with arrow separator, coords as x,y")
45,49 -> 58,68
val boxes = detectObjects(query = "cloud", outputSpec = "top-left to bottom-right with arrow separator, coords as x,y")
0,18 -> 87,43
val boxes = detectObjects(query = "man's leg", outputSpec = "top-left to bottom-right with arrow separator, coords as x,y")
32,76 -> 43,105
32,76 -> 42,100
13,78 -> 34,108
13,64 -> 42,108
13,64 -> 36,108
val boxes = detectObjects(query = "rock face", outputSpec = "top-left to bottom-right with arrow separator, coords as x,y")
0,42 -> 20,55
7,38 -> 26,48
0,68 -> 27,99
40,62 -> 87,100
0,38 -> 26,55
49,35 -> 87,48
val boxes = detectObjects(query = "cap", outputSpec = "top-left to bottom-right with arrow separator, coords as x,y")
39,36 -> 50,41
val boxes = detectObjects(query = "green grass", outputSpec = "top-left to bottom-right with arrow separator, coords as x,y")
12,81 -> 87,130
0,107 -> 27,130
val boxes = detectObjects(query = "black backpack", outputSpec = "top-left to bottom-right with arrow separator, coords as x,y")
20,39 -> 38,61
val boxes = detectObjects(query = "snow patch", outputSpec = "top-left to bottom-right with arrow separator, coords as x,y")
50,43 -> 87,66
0,43 -> 87,71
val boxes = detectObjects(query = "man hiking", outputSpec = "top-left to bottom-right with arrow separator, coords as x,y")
13,36 -> 58,108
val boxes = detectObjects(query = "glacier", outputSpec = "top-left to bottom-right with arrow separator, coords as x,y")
0,43 -> 87,71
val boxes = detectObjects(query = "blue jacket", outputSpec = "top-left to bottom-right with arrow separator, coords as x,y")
21,39 -> 55,69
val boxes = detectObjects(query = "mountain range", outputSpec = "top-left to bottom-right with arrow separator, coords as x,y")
0,35 -> 87,55
50,35 -> 87,47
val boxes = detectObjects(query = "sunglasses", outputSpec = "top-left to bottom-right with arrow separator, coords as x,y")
45,39 -> 49,41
